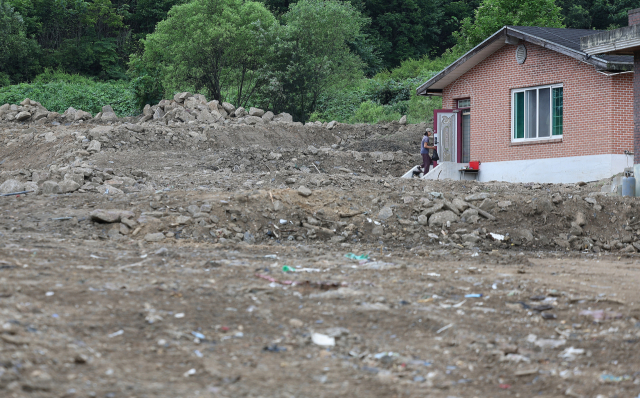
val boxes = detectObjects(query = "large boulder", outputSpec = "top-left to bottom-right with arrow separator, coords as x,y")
90,209 -> 135,223
234,107 -> 247,118
59,179 -> 80,193
399,115 -> 407,125
244,116 -> 263,125
0,179 -> 24,194
221,102 -> 236,114
153,107 -> 165,120
41,181 -> 60,195
100,105 -> 118,121
74,110 -> 92,121
15,111 -> 31,121
249,107 -> 264,117
143,104 -> 153,116
262,111 -> 274,122
428,210 -> 459,227
87,140 -> 101,152
273,112 -> 293,123
174,92 -> 193,103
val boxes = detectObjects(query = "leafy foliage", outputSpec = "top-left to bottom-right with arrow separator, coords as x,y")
0,1 -> 41,84
457,0 -> 565,47
140,0 -> 276,104
0,72 -> 137,116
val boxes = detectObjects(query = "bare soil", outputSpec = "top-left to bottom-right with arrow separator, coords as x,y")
0,118 -> 639,398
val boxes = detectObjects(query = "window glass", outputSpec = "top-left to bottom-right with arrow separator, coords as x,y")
552,87 -> 563,136
515,92 -> 524,139
538,88 -> 550,137
462,111 -> 470,163
512,84 -> 562,140
525,90 -> 537,139
457,99 -> 471,108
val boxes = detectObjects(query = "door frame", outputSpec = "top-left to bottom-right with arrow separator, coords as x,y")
433,109 -> 461,163
434,106 -> 468,163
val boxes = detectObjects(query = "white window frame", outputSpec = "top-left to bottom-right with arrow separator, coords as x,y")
511,83 -> 563,142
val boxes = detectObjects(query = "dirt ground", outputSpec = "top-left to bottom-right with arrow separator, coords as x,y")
0,115 -> 639,398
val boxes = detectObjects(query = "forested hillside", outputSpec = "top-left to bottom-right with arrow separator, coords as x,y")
1,0 -> 639,123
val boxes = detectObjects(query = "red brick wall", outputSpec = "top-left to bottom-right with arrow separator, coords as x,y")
441,43 -> 634,163
629,8 -> 640,26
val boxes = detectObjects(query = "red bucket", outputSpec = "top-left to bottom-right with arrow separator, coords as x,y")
469,161 -> 480,170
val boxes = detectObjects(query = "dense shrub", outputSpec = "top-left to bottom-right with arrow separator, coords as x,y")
0,72 -> 138,116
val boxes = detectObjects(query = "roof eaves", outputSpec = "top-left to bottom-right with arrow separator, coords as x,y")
416,27 -> 508,96
506,27 -> 632,71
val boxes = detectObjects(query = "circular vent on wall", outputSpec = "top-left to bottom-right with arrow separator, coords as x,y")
516,45 -> 527,64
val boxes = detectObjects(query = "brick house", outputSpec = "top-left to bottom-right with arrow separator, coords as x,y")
416,25 -> 635,183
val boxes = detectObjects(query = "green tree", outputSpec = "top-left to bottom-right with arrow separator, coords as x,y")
139,0 -> 276,104
0,1 -> 41,84
458,0 -> 565,47
263,0 -> 367,121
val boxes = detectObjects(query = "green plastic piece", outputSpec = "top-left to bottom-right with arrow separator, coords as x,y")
282,265 -> 295,272
344,253 -> 369,260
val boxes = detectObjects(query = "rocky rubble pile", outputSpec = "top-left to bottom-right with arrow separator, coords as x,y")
1,93 -> 342,130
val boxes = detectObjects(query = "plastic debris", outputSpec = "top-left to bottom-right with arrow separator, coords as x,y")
600,374 -> 632,383
559,347 -> 585,360
0,190 -> 35,197
183,368 -> 196,377
191,331 -> 205,340
344,253 -> 369,260
108,330 -> 124,338
490,233 -> 505,241
579,309 -> 622,321
263,344 -> 287,352
465,294 -> 483,298
282,265 -> 295,273
311,333 -> 335,347
174,313 -> 185,318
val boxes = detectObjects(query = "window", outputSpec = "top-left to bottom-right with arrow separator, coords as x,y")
458,99 -> 471,108
512,84 -> 563,140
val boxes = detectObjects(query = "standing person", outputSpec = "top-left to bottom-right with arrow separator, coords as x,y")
421,128 -> 437,175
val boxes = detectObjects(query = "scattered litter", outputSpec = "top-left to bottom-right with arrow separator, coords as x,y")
108,330 -> 124,338
580,309 -> 622,321
194,350 -> 203,358
45,291 -> 54,296
465,294 -> 482,298
559,347 -> 585,360
282,265 -> 320,273
311,333 -> 335,347
426,272 -> 440,277
264,255 -> 278,259
191,331 -> 205,340
174,313 -> 185,318
263,344 -> 287,352
600,374 -> 632,383
183,368 -> 196,377
490,233 -> 504,241
436,323 -> 453,334
344,253 -> 369,260
279,219 -> 287,224
255,273 -> 346,289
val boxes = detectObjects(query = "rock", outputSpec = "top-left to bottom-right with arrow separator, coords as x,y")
40,181 -> 60,195
512,229 -> 534,243
174,92 -> 192,103
221,102 -> 236,114
452,198 -> 470,211
24,182 -> 38,194
429,210 -> 459,227
460,208 -> 480,223
327,120 -> 337,130
143,104 -> 152,116
465,192 -> 490,201
478,198 -> 495,212
249,107 -> 264,117
584,197 -> 597,205
262,111 -> 274,122
377,207 -> 393,220
145,232 -> 165,242
16,111 -> 31,121
90,209 -> 135,223
175,216 -> 192,225
87,140 -> 101,152
0,179 -> 24,193
153,107 -> 165,119
289,318 -> 304,327
59,179 -> 80,193
44,132 -> 56,142
274,112 -> 293,123
234,107 -> 247,117
273,200 -> 284,211
74,110 -> 92,121
461,233 -> 482,244
372,225 -> 384,235
285,178 -> 296,185
243,231 -> 255,244
96,185 -> 124,196
497,200 -> 512,209
64,173 -> 84,185
399,115 -> 407,125
307,145 -> 319,155
244,116 -> 263,125
417,214 -> 429,225
575,212 -> 586,226
298,186 -> 313,197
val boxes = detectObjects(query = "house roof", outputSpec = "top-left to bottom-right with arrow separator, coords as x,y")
417,26 -> 634,96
